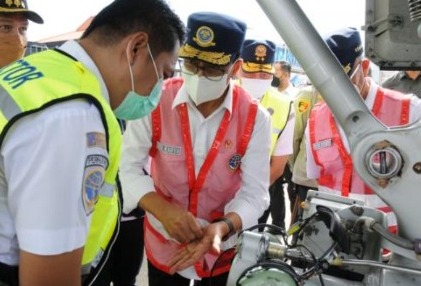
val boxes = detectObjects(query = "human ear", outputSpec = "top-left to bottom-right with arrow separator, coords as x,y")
125,32 -> 149,65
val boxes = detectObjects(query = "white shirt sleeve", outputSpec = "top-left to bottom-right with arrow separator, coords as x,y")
2,100 -> 107,255
272,109 -> 295,156
119,116 -> 155,214
224,105 -> 271,229
305,122 -> 320,180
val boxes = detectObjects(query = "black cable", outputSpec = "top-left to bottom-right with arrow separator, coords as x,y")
290,243 -> 317,267
299,242 -> 336,281
318,273 -> 326,286
243,223 -> 287,236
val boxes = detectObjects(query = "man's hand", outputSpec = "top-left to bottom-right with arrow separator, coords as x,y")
168,222 -> 225,274
160,203 -> 204,243
139,193 -> 203,243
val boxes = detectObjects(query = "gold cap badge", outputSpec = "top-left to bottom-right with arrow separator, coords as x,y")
193,26 -> 216,48
254,44 -> 267,62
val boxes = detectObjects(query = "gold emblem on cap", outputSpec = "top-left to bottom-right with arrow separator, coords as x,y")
5,0 -> 23,7
254,45 -> 267,62
343,63 -> 351,75
193,26 -> 216,48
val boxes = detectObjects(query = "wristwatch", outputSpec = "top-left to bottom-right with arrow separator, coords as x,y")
213,217 -> 236,241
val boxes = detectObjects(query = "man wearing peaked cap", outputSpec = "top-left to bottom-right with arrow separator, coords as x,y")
179,11 -> 246,66
241,39 -> 276,71
0,0 -> 43,68
119,12 -> 272,285
323,26 -> 363,76
237,39 -> 295,234
305,27 -> 421,237
238,39 -> 276,101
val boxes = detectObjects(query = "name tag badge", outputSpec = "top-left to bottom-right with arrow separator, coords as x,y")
157,142 -> 181,155
313,138 -> 332,150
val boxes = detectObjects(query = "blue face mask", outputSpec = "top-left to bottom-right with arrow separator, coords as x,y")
113,43 -> 163,120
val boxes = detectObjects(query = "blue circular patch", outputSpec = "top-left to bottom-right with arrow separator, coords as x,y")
228,154 -> 242,171
83,170 -> 104,214
196,26 -> 215,47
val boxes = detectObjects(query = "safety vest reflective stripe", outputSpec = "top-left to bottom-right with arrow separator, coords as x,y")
99,182 -> 115,198
0,84 -> 20,121
272,126 -> 282,135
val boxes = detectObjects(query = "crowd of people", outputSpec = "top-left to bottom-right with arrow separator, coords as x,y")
0,0 -> 418,285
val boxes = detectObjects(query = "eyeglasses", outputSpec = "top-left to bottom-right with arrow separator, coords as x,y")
181,61 -> 227,81
349,62 -> 362,81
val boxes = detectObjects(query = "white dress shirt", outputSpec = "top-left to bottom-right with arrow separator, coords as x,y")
276,83 -> 299,100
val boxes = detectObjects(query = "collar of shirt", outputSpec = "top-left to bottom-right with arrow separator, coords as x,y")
58,40 -> 110,104
171,79 -> 234,117
280,83 -> 298,98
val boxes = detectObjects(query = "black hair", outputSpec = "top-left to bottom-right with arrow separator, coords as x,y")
275,60 -> 292,74
81,0 -> 185,56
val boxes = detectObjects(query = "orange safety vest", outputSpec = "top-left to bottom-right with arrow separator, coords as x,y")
309,87 -> 410,233
146,78 -> 258,277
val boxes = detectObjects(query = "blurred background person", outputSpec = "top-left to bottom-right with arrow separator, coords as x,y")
0,0 -> 43,68
306,27 -> 421,237
288,85 -> 320,225
237,39 -> 295,233
271,60 -> 299,100
382,70 -> 421,98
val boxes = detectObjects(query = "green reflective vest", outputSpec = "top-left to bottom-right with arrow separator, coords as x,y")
0,50 -> 121,275
260,88 -> 293,154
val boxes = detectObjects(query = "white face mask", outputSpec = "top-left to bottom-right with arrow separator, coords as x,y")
182,72 -> 230,106
240,78 -> 273,100
350,62 -> 363,94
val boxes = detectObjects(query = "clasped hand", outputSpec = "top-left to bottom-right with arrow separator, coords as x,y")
168,222 -> 225,274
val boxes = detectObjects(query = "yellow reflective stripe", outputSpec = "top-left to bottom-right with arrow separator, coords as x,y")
0,84 -> 21,120
82,190 -> 119,266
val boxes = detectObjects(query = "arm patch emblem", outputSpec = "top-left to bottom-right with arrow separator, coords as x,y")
82,154 -> 108,215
